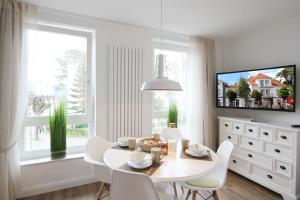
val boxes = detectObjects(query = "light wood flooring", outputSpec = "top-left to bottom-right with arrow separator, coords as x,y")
19,171 -> 283,200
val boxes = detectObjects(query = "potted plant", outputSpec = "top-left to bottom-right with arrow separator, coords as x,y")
167,104 -> 178,128
49,102 -> 67,159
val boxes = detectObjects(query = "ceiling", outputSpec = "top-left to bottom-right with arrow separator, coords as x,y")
23,0 -> 300,39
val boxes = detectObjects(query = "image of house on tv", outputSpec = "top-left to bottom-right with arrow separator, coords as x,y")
217,67 -> 295,110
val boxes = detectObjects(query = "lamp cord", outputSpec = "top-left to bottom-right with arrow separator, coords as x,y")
160,0 -> 163,55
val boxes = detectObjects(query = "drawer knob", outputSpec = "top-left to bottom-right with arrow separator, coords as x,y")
263,132 -> 269,136
267,175 -> 273,179
227,136 -> 231,139
248,142 -> 253,145
248,129 -> 253,132
281,135 -> 287,140
225,124 -> 228,127
236,126 -> 240,130
232,160 -> 237,164
280,166 -> 286,170
274,149 -> 281,153
248,154 -> 252,158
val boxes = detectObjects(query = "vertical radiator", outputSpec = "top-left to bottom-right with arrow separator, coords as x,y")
108,46 -> 144,141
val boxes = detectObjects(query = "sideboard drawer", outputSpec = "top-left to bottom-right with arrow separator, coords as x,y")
259,127 -> 274,142
265,143 -> 292,161
229,156 -> 250,173
276,130 -> 293,146
240,136 -> 263,152
234,148 -> 272,170
252,165 -> 291,192
220,119 -> 232,132
274,160 -> 292,178
232,122 -> 244,134
245,124 -> 258,137
222,132 -> 238,145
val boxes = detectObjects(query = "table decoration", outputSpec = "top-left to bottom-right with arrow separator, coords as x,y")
139,137 -> 161,152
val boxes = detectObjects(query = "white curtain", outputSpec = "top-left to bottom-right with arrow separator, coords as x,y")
186,36 -> 217,150
0,1 -> 37,199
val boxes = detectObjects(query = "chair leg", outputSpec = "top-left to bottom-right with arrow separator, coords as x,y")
172,182 -> 178,198
192,191 -> 197,200
96,183 -> 106,200
212,190 -> 219,200
186,190 -> 191,200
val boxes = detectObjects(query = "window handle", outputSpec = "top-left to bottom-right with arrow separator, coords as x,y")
235,126 -> 240,130
232,160 -> 237,164
225,124 -> 228,127
263,132 -> 269,136
248,154 -> 252,158
248,129 -> 253,133
227,136 -> 231,139
248,142 -> 253,146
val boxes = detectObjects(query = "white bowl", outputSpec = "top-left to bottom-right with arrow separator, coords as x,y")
128,152 -> 152,165
117,137 -> 130,146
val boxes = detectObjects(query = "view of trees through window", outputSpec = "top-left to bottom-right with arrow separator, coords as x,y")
24,28 -> 90,154
152,49 -> 187,132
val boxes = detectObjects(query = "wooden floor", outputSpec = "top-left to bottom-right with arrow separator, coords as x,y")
19,171 -> 283,200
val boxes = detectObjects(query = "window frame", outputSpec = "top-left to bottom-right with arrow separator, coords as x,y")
20,23 -> 95,160
151,40 -> 189,132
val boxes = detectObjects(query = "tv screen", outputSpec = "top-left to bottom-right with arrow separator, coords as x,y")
216,65 -> 296,112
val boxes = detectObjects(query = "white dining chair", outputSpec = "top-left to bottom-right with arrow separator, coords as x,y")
179,140 -> 234,200
111,169 -> 173,200
84,136 -> 113,199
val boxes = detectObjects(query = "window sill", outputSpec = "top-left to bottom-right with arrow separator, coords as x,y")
20,153 -> 84,167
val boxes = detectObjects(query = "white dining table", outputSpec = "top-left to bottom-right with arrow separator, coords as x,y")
103,144 -> 220,183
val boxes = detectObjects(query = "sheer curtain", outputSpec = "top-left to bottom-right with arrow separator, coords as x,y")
0,1 -> 37,199
186,36 -> 217,150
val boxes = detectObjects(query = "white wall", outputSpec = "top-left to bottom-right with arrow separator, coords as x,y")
217,15 -> 300,124
19,7 -> 190,198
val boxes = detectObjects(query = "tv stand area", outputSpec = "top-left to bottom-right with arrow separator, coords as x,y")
218,116 -> 300,200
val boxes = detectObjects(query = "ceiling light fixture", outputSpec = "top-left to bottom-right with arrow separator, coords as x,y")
140,0 -> 183,91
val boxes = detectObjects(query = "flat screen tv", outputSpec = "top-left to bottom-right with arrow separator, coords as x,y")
216,65 -> 296,112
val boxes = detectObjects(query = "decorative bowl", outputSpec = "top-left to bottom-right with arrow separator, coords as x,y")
138,138 -> 161,152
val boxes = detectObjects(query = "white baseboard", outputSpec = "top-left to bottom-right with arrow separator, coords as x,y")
18,175 -> 98,198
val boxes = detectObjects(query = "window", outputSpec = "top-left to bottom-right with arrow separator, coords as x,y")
20,24 -> 94,160
265,80 -> 270,86
260,80 -> 264,87
152,48 -> 188,132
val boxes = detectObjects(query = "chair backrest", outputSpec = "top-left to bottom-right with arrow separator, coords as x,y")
214,140 -> 234,188
111,169 -> 160,200
85,136 -> 113,162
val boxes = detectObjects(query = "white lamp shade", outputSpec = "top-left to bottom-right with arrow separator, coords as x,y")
140,79 -> 183,91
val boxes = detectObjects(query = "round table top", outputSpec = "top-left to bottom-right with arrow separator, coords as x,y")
103,144 -> 220,183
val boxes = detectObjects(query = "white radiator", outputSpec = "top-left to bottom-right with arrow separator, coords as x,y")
108,46 -> 144,141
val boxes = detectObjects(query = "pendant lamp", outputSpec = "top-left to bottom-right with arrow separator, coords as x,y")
141,0 -> 183,91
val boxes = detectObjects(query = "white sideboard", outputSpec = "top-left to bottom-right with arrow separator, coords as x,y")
218,116 -> 300,200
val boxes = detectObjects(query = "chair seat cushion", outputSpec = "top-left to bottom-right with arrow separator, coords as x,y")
185,176 -> 220,188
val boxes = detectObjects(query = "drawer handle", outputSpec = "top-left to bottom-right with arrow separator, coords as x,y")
236,126 -> 240,130
281,135 -> 287,140
274,149 -> 281,153
248,142 -> 253,145
280,166 -> 286,170
225,124 -> 229,127
263,132 -> 269,136
227,136 -> 231,139
248,129 -> 253,132
232,160 -> 237,164
267,175 -> 273,179
248,154 -> 252,158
